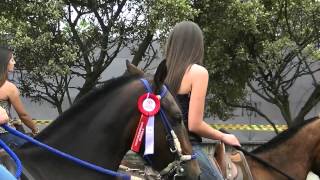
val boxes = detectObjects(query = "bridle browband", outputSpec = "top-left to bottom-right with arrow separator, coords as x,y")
139,78 -> 196,179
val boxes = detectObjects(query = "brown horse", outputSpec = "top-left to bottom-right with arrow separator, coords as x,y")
246,116 -> 320,180
216,116 -> 320,180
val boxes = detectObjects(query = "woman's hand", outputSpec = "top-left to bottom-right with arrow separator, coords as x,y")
0,107 -> 9,124
221,133 -> 241,147
31,127 -> 39,136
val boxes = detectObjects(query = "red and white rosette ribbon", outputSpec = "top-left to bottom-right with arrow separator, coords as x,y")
131,93 -> 160,155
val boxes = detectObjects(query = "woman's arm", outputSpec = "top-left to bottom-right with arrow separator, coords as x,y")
8,83 -> 38,134
187,65 -> 240,147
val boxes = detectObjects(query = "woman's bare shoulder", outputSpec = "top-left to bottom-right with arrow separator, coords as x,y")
189,64 -> 208,78
3,81 -> 19,95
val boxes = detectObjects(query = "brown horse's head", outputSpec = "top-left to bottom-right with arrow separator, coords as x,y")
126,60 -> 201,180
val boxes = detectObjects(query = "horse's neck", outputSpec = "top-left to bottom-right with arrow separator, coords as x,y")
15,85 -> 142,179
248,122 -> 320,179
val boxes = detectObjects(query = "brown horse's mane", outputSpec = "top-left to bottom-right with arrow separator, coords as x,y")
252,116 -> 320,153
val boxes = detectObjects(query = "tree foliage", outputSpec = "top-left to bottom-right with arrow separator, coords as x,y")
0,0 -> 196,114
0,0 -> 77,113
196,0 -> 320,128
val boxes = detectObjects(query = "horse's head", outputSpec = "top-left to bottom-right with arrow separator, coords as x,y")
126,60 -> 201,180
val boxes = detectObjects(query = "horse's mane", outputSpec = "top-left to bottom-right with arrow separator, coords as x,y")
252,116 -> 320,153
55,74 -> 140,122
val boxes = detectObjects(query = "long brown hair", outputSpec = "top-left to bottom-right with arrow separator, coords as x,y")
165,21 -> 204,93
0,47 -> 12,87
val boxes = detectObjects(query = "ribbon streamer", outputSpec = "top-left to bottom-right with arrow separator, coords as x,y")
144,116 -> 154,155
131,93 -> 160,153
131,115 -> 148,152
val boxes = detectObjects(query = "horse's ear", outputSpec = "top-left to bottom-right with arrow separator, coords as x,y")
125,60 -> 144,76
154,59 -> 167,93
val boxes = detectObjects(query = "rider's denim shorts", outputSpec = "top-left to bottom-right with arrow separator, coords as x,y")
192,144 -> 223,180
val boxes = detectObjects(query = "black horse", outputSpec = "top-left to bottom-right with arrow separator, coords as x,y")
2,62 -> 200,180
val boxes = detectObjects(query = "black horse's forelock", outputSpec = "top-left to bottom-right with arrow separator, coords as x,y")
55,74 -> 140,122
252,116 -> 319,153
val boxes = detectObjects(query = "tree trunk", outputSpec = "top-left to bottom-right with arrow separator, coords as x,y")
74,73 -> 100,102
56,104 -> 63,115
131,31 -> 153,66
278,97 -> 293,127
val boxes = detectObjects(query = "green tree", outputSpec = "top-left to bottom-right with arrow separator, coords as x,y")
0,0 -> 77,114
0,0 -> 196,114
196,0 -> 320,129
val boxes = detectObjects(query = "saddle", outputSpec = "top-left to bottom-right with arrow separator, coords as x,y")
213,142 -> 253,180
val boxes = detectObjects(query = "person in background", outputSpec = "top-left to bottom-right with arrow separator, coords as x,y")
0,47 -> 38,148
0,106 -> 17,180
164,21 -> 241,179
0,106 -> 9,125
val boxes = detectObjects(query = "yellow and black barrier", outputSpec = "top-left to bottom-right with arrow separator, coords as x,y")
33,120 -> 53,125
13,119 -> 53,126
211,124 -> 288,132
16,119 -> 288,132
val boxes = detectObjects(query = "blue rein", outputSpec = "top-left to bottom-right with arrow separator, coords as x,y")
0,124 -> 131,180
0,138 -> 22,178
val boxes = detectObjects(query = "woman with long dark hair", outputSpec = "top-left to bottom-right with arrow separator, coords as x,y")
164,21 -> 241,179
0,47 -> 38,148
